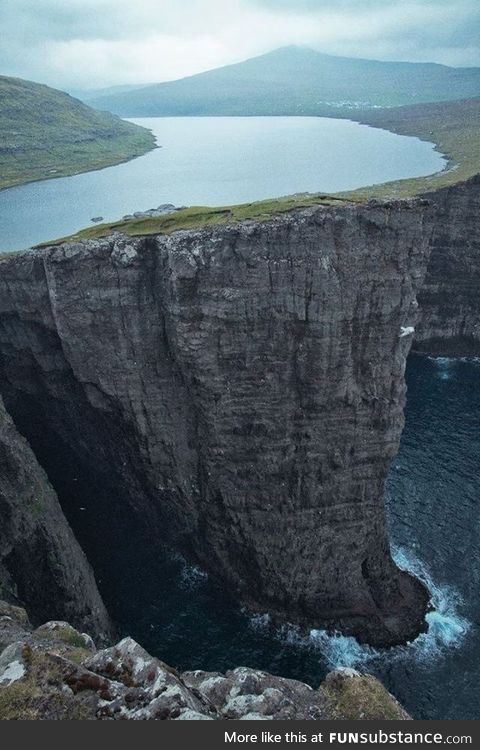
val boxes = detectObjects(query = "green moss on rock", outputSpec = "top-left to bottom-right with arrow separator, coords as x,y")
320,670 -> 410,720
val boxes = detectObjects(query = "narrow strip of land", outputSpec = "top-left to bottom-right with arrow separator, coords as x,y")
38,96 -> 479,248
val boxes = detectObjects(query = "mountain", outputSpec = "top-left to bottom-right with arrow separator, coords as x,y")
85,46 -> 480,117
0,75 -> 156,189
68,83 -> 149,101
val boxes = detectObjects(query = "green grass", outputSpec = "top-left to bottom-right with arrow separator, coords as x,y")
339,97 -> 480,199
55,628 -> 90,649
37,194 -> 352,246
0,75 -> 156,190
321,674 -> 408,720
3,93 -> 476,253
0,650 -> 93,720
34,623 -> 91,649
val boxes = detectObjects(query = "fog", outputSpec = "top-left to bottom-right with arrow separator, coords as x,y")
0,0 -> 478,89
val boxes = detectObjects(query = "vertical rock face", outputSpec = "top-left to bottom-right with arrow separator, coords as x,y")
0,397 -> 111,640
0,200 -> 433,645
415,175 -> 480,355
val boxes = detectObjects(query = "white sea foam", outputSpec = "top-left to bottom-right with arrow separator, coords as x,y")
180,563 -> 208,589
249,612 -> 271,632
426,355 -> 480,379
392,547 -> 469,657
253,547 -> 470,671
308,630 -> 376,669
427,355 -> 480,365
429,356 -> 456,379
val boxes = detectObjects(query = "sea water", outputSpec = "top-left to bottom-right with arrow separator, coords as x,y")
88,355 -> 478,720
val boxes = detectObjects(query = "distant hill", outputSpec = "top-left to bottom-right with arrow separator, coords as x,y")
86,46 -> 480,117
69,83 -> 149,102
0,76 -> 156,189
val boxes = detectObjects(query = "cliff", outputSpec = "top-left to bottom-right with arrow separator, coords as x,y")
415,175 -> 480,355
0,601 -> 409,720
0,398 -> 110,640
0,199 -> 434,646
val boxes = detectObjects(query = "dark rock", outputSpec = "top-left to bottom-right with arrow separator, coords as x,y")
0,397 -> 111,641
415,175 -> 480,355
0,605 -> 410,720
0,199 -> 434,646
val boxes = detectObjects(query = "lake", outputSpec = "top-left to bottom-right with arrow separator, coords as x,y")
0,116 -> 445,253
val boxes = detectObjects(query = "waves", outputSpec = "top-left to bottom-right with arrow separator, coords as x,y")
427,355 -> 480,381
392,547 -> 470,657
307,630 -> 376,670
248,546 -> 470,673
179,542 -> 469,669
313,546 -> 469,669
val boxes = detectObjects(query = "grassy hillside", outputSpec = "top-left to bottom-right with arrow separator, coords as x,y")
86,46 -> 480,117
341,97 -> 480,199
0,76 -> 156,190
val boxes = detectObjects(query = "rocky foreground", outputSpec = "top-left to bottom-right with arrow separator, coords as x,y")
0,601 -> 409,721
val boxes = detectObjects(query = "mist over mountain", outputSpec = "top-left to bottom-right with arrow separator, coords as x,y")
84,46 -> 480,117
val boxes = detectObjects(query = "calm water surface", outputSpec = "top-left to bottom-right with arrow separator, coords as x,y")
0,116 -> 445,253
2,116 -> 473,719
82,355 -> 479,720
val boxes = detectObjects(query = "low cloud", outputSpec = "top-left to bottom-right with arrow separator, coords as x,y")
0,0 -> 478,90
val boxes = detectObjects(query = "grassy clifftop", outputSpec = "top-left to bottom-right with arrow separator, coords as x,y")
39,96 -> 479,248
340,97 -> 480,199
0,75 -> 156,189
37,194 -> 349,247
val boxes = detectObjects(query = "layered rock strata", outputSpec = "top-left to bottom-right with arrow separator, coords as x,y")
0,199 -> 434,645
415,175 -> 480,355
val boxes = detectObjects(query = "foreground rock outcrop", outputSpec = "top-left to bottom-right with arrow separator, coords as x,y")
0,398 -> 110,640
0,199 -> 433,646
0,602 -> 409,720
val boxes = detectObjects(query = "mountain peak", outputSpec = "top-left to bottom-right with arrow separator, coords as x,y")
84,47 -> 480,117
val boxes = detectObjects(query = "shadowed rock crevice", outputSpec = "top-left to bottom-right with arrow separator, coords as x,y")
415,175 -> 480,356
0,200 -> 434,646
0,396 -> 111,640
0,335 -> 173,616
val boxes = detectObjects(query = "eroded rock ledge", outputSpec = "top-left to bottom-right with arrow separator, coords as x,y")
0,602 -> 410,720
0,199 -> 434,646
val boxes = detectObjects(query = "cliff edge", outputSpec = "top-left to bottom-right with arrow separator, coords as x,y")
0,199 -> 434,646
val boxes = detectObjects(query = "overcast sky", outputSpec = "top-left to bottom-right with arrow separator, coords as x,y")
1,0 -> 479,90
